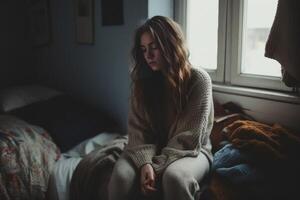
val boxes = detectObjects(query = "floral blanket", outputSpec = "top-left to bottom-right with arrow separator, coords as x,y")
0,115 -> 60,200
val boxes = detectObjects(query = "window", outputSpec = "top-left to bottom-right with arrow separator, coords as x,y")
186,0 -> 218,71
175,0 -> 291,92
242,0 -> 280,77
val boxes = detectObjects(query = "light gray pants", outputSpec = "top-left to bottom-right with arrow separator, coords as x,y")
108,152 -> 210,200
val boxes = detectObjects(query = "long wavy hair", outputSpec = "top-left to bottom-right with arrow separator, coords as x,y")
130,16 -> 192,136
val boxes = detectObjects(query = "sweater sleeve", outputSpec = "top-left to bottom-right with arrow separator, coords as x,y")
124,94 -> 157,169
152,70 -> 214,174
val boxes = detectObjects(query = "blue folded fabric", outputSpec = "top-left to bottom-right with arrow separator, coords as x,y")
216,163 -> 263,184
212,143 -> 264,184
212,143 -> 247,170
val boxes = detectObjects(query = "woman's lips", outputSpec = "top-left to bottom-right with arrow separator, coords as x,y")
148,61 -> 156,65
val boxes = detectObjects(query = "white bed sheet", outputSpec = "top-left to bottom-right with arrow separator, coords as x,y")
47,132 -> 121,200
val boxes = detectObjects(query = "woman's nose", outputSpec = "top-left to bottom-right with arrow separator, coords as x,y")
146,49 -> 153,59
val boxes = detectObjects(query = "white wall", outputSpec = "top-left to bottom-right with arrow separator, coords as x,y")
148,0 -> 174,18
34,0 -> 174,131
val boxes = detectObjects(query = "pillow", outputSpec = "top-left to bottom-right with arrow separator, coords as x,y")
0,85 -> 62,112
9,95 -> 121,152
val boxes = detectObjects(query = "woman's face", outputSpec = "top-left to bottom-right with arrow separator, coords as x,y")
140,32 -> 167,71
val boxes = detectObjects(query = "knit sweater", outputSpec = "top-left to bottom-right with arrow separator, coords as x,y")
124,67 -> 214,174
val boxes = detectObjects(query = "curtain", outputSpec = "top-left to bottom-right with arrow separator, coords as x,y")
265,0 -> 300,87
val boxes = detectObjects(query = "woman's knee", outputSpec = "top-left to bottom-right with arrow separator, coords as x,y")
162,169 -> 200,199
109,157 -> 136,185
163,168 -> 193,188
108,157 -> 138,200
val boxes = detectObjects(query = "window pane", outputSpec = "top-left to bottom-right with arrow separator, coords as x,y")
242,0 -> 281,77
187,0 -> 218,70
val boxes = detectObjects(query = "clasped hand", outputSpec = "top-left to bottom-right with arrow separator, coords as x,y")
140,163 -> 157,196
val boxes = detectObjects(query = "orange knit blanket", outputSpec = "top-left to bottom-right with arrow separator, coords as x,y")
223,120 -> 300,166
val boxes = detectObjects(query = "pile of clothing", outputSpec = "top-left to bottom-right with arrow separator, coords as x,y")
207,120 -> 300,200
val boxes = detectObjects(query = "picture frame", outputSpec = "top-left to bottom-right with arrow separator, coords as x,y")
30,0 -> 51,47
74,0 -> 94,44
101,0 -> 124,26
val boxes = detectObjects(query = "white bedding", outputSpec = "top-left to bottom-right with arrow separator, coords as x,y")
47,132 -> 121,200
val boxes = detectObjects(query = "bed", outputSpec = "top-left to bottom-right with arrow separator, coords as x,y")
0,85 -> 122,200
1,85 -> 299,200
55,99 -> 300,200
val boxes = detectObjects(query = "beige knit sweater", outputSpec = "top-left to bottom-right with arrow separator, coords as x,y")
124,67 -> 214,175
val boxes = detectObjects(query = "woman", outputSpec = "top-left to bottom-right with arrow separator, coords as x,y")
108,16 -> 214,200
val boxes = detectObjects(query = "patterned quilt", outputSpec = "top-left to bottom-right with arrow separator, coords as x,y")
0,115 -> 60,200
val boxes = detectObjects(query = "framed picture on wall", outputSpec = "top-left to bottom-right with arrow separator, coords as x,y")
101,0 -> 124,26
30,0 -> 51,47
74,0 -> 94,44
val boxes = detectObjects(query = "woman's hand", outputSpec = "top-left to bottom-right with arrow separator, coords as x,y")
140,163 -> 157,196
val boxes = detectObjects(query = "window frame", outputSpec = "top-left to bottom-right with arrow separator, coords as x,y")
174,0 -> 292,92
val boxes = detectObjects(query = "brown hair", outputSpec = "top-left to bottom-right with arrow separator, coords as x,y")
130,16 -> 191,132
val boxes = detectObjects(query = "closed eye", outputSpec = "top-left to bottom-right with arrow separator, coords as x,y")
140,46 -> 146,53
